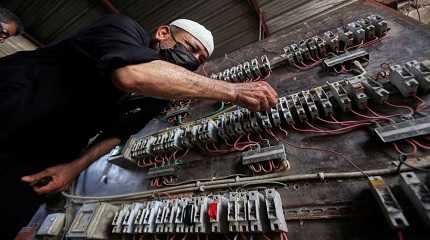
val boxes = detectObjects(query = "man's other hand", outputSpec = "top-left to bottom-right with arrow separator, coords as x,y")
21,162 -> 81,194
231,81 -> 278,112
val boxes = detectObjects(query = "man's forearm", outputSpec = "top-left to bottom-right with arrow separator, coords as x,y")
113,60 -> 236,102
72,137 -> 121,172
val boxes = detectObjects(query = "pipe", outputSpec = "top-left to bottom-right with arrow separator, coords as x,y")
62,156 -> 430,203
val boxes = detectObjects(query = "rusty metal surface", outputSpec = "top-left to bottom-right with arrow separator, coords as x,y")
70,1 -> 430,239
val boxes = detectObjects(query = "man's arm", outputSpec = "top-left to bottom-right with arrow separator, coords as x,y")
113,60 -> 278,112
21,137 -> 120,194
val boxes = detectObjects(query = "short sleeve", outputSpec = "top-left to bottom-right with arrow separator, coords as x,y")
69,15 -> 160,72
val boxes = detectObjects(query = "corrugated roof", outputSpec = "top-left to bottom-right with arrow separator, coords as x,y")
0,0 -> 357,59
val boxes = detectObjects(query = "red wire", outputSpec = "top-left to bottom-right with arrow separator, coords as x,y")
266,129 -> 280,142
305,121 -> 325,131
384,101 -> 415,115
261,161 -> 273,173
414,95 -> 429,111
410,139 -> 430,150
351,109 -> 391,122
291,122 -> 370,135
397,230 -> 404,240
393,141 -> 418,156
319,116 -> 368,126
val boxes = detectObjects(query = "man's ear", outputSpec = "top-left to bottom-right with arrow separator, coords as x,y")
154,25 -> 171,41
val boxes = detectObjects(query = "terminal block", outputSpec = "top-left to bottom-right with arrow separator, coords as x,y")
322,49 -> 369,71
164,200 -> 178,233
36,213 -> 65,240
208,195 -> 229,233
328,81 -> 352,112
300,90 -> 319,119
362,77 -> 390,104
264,189 -> 288,232
399,172 -> 430,227
290,44 -> 304,64
298,40 -> 312,61
67,203 -> 119,239
389,64 -> 419,97
147,166 -> 177,179
405,60 -> 430,92
313,36 -> 327,58
368,176 -> 409,229
345,75 -> 368,109
374,116 -> 430,142
310,87 -> 333,117
242,144 -> 287,167
248,191 -> 269,232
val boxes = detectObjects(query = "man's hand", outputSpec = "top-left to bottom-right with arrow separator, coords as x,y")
21,162 -> 81,194
231,81 -> 278,112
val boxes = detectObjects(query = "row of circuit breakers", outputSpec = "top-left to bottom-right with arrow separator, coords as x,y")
34,172 -> 430,239
114,59 -> 430,169
210,14 -> 389,81
35,189 -> 288,239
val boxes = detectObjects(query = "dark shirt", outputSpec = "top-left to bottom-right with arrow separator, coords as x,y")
0,15 -> 168,166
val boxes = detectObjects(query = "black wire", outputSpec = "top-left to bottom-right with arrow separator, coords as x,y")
396,154 -> 430,173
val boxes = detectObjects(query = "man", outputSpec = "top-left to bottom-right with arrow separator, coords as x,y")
0,14 -> 278,238
0,7 -> 23,42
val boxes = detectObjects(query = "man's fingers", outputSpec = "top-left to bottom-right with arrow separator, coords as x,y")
33,182 -> 60,194
21,170 -> 51,183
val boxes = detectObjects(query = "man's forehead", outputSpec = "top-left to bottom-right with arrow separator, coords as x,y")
182,31 -> 209,57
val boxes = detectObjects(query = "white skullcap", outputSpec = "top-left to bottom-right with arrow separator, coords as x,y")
170,19 -> 214,56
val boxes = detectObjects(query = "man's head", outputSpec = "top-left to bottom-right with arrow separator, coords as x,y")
0,8 -> 24,42
153,19 -> 214,71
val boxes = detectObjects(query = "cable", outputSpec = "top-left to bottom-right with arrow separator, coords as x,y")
384,101 -> 415,115
396,154 -> 430,173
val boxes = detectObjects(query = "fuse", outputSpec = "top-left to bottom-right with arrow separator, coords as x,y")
123,203 -> 145,234
236,192 -> 249,232
175,199 -> 188,233
36,213 -> 65,239
260,55 -> 272,76
300,90 -> 319,119
305,38 -> 319,60
243,61 -> 253,80
346,22 -> 366,44
208,195 -> 228,233
313,36 -> 327,58
248,191 -> 269,232
357,18 -> 376,41
143,201 -> 162,233
345,75 -> 368,109
362,77 -> 390,104
323,31 -> 340,53
389,64 -> 419,97
193,197 -> 209,233
290,44 -> 304,64
258,111 -> 273,129
367,15 -> 389,37
337,27 -> 354,49
278,97 -> 295,125
298,40 -> 312,61
328,81 -> 352,112
251,58 -> 262,79
290,94 -> 308,122
265,189 -> 288,232
112,204 -> 130,234
368,176 -> 409,229
405,60 -> 430,92
310,87 -> 333,117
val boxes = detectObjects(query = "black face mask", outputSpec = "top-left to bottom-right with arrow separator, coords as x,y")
159,42 -> 201,71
